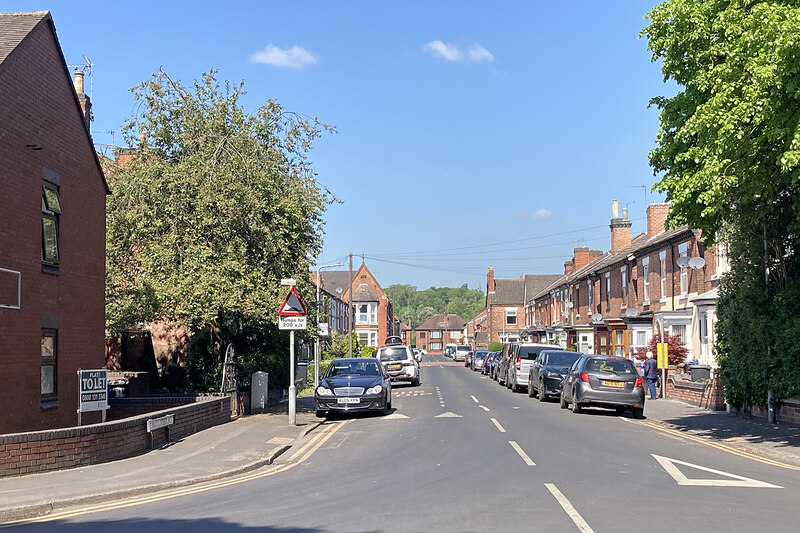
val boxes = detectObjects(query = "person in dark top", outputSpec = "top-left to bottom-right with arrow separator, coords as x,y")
643,351 -> 659,400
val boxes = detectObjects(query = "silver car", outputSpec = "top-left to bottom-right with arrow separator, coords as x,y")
506,343 -> 554,393
560,355 -> 645,418
471,350 -> 489,371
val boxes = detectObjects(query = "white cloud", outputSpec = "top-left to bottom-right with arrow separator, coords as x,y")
423,41 -> 495,63
423,40 -> 461,62
517,209 -> 554,220
249,44 -> 318,69
468,44 -> 495,63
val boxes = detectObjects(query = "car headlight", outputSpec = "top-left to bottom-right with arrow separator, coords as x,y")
316,386 -> 333,396
365,385 -> 383,395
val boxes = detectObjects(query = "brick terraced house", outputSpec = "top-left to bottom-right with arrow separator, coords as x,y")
0,12 -> 109,433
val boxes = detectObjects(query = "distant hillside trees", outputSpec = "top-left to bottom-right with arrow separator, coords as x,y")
385,284 -> 485,326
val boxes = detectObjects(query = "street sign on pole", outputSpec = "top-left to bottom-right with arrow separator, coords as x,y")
656,342 -> 669,369
278,287 -> 307,316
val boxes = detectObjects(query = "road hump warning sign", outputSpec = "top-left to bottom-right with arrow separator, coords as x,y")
279,287 -> 307,316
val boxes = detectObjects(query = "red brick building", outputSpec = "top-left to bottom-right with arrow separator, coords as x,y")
0,12 -> 109,433
415,314 -> 467,354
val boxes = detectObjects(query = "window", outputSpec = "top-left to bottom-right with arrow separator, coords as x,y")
604,272 -> 610,309
356,302 -> 377,325
357,330 -> 378,347
671,324 -> 687,345
41,329 -> 57,399
449,330 -> 460,340
42,183 -> 62,267
419,332 -> 426,339
430,342 -> 442,350
636,330 -> 648,348
678,242 -> 689,296
505,308 -> 517,326
659,250 -> 667,301
430,330 -> 442,339
587,279 -> 593,311
642,257 -> 650,302
620,267 -> 627,300
715,241 -> 730,277
614,330 -> 625,357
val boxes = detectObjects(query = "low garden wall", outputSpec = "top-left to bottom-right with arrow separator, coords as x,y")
746,397 -> 800,425
666,374 -> 726,410
0,395 -> 231,478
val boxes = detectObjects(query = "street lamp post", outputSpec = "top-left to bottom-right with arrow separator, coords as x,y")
315,263 -> 344,389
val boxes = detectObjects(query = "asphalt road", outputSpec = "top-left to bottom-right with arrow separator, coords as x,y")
7,354 -> 800,532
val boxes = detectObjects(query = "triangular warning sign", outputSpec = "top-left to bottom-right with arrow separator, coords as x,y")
279,287 -> 307,316
652,454 -> 782,488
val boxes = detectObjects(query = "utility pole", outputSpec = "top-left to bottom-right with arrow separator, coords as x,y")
348,253 -> 354,358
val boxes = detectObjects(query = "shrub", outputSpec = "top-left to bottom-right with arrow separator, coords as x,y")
488,341 -> 503,352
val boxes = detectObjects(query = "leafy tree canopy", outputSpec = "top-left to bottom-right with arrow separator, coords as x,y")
385,283 -> 485,327
105,69 -> 335,335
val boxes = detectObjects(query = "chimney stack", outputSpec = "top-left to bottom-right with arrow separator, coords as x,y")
646,203 -> 670,239
487,265 -> 495,294
73,69 -> 91,131
610,199 -> 632,252
572,247 -> 604,271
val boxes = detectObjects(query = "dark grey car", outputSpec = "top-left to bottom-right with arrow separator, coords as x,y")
560,355 -> 645,418
471,350 -> 489,371
528,350 -> 582,401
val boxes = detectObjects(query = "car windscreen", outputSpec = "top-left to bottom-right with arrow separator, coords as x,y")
546,352 -> 582,366
456,345 -> 471,351
327,361 -> 382,377
517,347 -> 546,360
376,347 -> 409,362
475,351 -> 489,357
585,358 -> 637,375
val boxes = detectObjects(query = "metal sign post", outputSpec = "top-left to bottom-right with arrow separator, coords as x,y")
657,342 -> 669,399
279,280 -> 307,426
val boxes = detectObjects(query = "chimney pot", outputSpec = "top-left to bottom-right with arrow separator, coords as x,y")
612,199 -> 619,219
74,69 -> 84,95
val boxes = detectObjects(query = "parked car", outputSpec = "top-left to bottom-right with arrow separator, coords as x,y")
453,345 -> 472,362
507,343 -> 554,393
385,335 -> 403,345
494,343 -> 517,385
374,344 -> 420,386
560,355 -> 645,418
315,358 -> 391,417
444,343 -> 457,358
471,350 -> 489,371
528,349 -> 582,401
412,348 -> 423,362
483,351 -> 498,375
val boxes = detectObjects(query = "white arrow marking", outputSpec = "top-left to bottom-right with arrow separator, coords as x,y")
652,454 -> 783,488
479,405 -> 490,412
435,412 -> 463,418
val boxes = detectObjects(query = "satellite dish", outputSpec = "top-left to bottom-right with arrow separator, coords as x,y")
688,256 -> 706,269
591,313 -> 603,322
676,256 -> 691,268
336,287 -> 343,294
625,308 -> 639,318
566,301 -> 574,308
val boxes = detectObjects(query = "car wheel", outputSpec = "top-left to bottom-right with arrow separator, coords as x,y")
510,378 -> 518,393
528,377 -> 535,398
571,390 -> 582,414
560,391 -> 568,409
632,407 -> 644,419
615,406 -> 626,415
538,379 -> 547,402
412,376 -> 420,386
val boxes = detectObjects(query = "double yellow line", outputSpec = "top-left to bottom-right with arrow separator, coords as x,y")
637,419 -> 800,471
3,420 -> 349,526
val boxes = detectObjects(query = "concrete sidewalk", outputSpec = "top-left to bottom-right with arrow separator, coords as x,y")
642,397 -> 800,468
0,396 -> 321,523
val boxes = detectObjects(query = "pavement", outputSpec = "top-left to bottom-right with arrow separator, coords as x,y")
1,394 -> 800,523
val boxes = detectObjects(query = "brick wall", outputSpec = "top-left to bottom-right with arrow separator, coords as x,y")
0,16 -> 107,433
666,375 -> 726,410
0,396 -> 231,478
749,398 -> 800,426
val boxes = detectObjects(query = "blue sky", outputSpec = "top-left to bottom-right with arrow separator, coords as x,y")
10,1 -> 671,291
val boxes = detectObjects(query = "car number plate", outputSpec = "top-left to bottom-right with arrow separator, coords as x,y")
388,363 -> 402,371
337,397 -> 360,404
602,380 -> 625,388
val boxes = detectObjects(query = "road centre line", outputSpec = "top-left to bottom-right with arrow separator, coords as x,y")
479,405 -> 490,412
5,421 -> 349,525
490,418 -> 506,433
544,483 -> 595,533
509,441 -> 535,466
471,395 -> 479,403
636,419 -> 800,471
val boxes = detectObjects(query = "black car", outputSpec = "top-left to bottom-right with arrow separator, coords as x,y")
528,349 -> 582,401
315,358 -> 392,417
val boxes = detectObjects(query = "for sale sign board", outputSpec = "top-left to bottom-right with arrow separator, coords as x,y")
79,369 -> 108,412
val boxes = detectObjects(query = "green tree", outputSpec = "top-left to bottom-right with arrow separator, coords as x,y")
643,1 -> 800,406
105,68 -> 334,382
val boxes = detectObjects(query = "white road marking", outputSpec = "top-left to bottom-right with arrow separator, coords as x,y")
479,405 -> 490,412
382,413 -> 410,419
509,441 -> 535,466
652,454 -> 783,488
618,416 -> 633,423
490,418 -> 506,433
470,395 -> 479,403
544,483 -> 595,533
435,412 -> 463,418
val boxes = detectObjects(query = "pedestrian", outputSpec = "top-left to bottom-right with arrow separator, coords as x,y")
643,350 -> 658,400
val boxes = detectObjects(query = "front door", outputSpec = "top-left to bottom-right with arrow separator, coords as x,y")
595,328 -> 610,355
